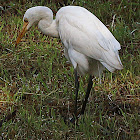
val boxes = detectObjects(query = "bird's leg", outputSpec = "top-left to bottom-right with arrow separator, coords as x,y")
80,75 -> 93,115
74,69 -> 79,117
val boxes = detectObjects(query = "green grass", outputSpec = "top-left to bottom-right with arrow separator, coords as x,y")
0,0 -> 140,139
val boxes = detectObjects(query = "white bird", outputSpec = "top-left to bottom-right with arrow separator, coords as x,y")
15,6 -> 123,121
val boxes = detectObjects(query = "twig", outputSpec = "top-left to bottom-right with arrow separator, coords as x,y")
111,14 -> 116,30
18,89 -> 58,97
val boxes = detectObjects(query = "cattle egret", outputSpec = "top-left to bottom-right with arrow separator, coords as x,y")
15,6 -> 123,121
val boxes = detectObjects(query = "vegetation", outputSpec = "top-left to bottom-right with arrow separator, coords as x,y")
0,0 -> 139,139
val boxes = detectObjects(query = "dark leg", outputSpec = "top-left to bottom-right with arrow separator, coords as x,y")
74,69 -> 79,117
80,75 -> 93,115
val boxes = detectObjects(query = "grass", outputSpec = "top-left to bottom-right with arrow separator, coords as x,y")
0,0 -> 140,139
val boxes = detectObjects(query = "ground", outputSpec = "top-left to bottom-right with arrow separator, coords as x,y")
0,0 -> 139,139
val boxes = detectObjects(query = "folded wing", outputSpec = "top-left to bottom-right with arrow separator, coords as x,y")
56,6 -> 123,72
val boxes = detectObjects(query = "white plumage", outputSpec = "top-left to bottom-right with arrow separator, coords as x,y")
16,6 -> 123,76
56,6 -> 123,75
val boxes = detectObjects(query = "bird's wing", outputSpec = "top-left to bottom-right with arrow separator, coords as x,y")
56,6 -> 123,71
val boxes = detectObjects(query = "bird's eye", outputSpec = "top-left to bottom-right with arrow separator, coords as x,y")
24,18 -> 28,23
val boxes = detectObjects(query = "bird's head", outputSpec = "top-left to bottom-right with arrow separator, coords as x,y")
15,6 -> 53,47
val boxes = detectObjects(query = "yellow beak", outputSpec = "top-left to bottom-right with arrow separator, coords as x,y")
15,21 -> 29,47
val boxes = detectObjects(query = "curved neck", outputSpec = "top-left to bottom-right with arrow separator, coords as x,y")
38,19 -> 59,38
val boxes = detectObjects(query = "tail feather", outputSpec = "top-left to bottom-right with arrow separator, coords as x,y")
100,61 -> 115,72
101,50 -> 123,71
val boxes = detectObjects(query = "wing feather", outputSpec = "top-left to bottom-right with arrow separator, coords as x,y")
56,6 -> 123,71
